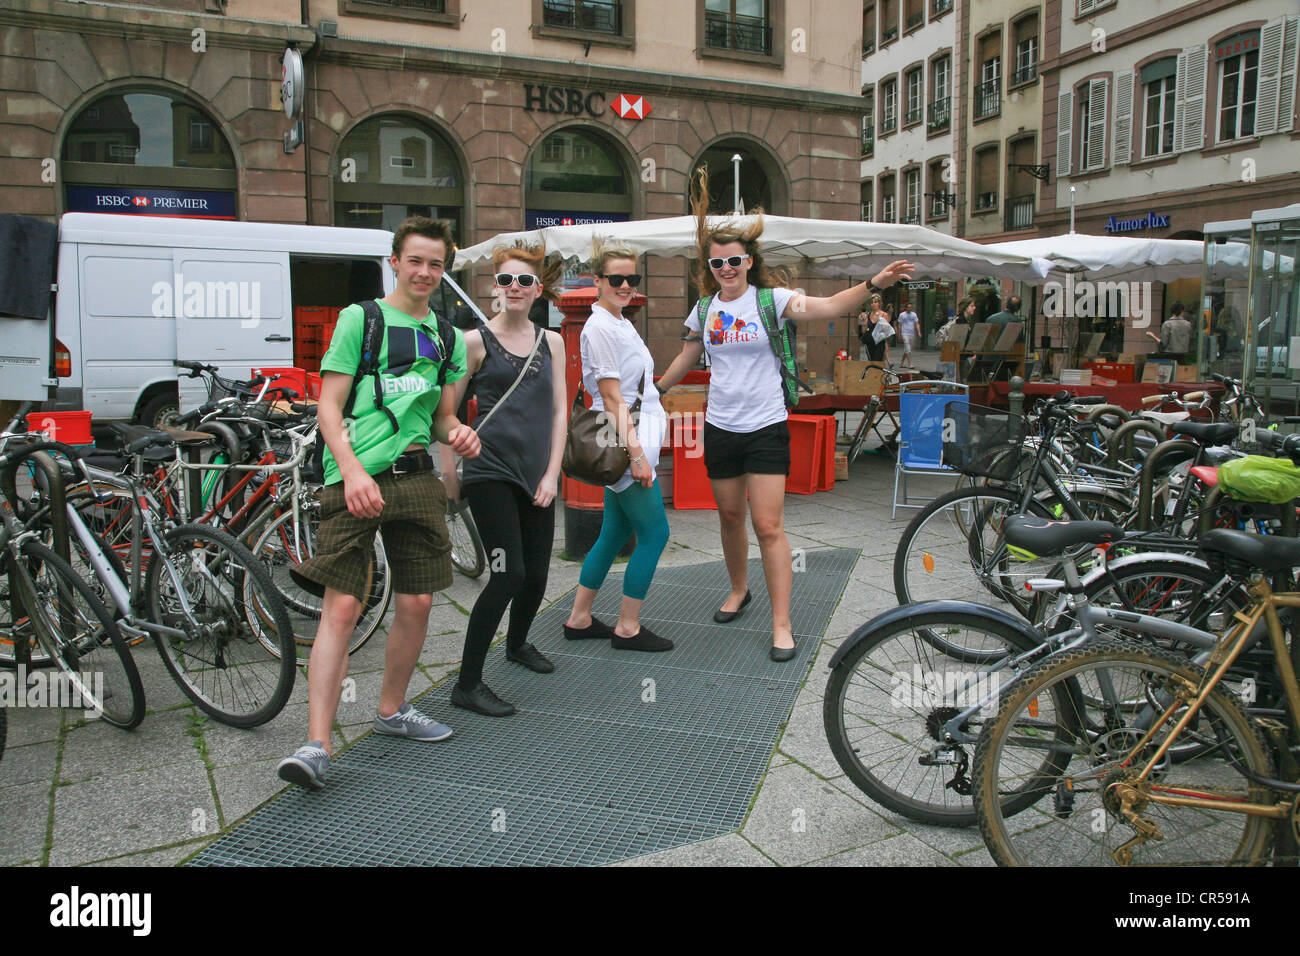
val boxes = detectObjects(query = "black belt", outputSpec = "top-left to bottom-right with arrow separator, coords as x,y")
389,450 -> 434,476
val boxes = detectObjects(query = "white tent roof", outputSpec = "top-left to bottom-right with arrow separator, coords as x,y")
457,215 -> 1054,281
982,233 -> 1207,283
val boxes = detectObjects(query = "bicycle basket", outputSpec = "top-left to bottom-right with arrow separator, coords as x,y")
941,402 -> 1026,481
1217,454 -> 1300,504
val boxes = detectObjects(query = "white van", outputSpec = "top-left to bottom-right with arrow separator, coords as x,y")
2,213 -> 479,423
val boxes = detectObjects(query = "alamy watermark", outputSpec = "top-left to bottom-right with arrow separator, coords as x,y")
151,275 -> 263,328
1041,275 -> 1153,328
889,665 -> 1001,714
0,664 -> 104,719
595,411 -> 706,458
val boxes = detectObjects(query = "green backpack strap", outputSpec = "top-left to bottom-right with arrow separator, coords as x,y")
695,295 -> 713,346
343,300 -> 398,435
755,286 -> 799,408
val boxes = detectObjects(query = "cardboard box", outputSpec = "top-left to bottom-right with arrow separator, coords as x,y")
834,451 -> 849,480
660,385 -> 708,414
834,359 -> 884,395
1175,364 -> 1199,383
940,341 -> 962,363
811,382 -> 835,394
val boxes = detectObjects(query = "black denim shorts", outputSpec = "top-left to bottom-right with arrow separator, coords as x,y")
702,420 -> 791,480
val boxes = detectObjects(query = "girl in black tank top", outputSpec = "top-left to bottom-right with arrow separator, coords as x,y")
446,246 -> 567,718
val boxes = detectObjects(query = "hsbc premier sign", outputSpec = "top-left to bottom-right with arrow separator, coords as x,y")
65,185 -> 237,220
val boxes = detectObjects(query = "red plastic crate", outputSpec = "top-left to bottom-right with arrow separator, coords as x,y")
26,409 -> 93,445
306,372 -> 323,399
785,415 -> 823,495
672,417 -> 716,509
251,366 -> 308,400
294,306 -> 333,327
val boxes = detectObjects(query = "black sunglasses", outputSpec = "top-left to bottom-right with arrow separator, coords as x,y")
495,273 -> 539,288
708,255 -> 749,270
599,273 -> 642,287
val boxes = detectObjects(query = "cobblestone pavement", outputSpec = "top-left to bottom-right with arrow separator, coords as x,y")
2,368 -> 993,867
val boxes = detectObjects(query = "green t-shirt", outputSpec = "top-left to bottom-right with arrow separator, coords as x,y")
319,300 -> 466,485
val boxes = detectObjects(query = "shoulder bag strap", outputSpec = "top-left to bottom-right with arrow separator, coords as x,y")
472,325 -> 546,434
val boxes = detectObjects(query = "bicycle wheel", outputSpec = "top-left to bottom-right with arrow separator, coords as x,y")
972,641 -> 1275,866
250,506 -> 390,664
446,497 -> 485,578
894,487 -> 1055,624
145,523 -> 296,728
824,608 -> 1069,827
4,541 -> 145,729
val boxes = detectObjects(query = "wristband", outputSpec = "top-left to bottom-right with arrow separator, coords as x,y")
630,453 -> 645,465
654,382 -> 667,395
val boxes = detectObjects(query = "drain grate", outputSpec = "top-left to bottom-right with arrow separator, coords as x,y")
191,548 -> 858,866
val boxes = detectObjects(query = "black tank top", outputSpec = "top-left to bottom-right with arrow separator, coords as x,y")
462,325 -> 552,496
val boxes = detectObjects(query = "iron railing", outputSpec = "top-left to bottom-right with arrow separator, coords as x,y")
704,10 -> 772,54
1012,62 -> 1037,85
927,97 -> 950,128
974,190 -> 999,211
880,113 -> 897,134
1004,194 -> 1034,231
543,0 -> 622,34
975,79 -> 1001,119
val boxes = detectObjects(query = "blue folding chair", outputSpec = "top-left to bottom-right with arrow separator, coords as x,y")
892,380 -> 969,518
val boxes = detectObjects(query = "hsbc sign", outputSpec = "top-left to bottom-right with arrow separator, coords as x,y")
522,84 -> 650,120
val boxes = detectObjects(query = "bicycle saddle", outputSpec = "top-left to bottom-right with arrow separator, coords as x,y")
1198,528 -> 1300,572
1165,421 -> 1238,445
1002,515 -> 1125,556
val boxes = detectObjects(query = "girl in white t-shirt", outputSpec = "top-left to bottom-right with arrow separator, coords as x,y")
563,238 -> 673,653
656,169 -> 914,661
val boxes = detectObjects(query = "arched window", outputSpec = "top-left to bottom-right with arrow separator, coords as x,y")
524,128 -> 631,228
62,89 -> 237,217
693,142 -> 786,215
334,115 -> 464,233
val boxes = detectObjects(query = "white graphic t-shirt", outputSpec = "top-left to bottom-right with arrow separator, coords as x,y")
684,285 -> 797,433
898,310 -> 919,338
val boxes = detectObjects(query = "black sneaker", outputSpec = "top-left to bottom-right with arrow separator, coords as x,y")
451,681 -> 517,717
611,626 -> 674,652
507,643 -> 555,673
564,616 -> 617,640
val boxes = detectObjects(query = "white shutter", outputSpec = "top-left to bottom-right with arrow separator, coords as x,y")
1113,69 -> 1134,166
1176,44 -> 1207,152
1279,16 -> 1299,133
1077,0 -> 1095,14
1056,88 -> 1073,177
1256,19 -> 1286,135
1086,77 -> 1108,170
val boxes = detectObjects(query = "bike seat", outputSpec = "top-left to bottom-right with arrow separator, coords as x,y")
1189,465 -> 1219,487
1166,421 -> 1238,445
1198,528 -> 1300,572
1002,515 -> 1125,556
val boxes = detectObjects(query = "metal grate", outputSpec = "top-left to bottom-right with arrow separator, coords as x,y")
191,548 -> 859,866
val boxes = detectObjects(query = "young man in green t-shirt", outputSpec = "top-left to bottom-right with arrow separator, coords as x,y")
278,217 -> 481,791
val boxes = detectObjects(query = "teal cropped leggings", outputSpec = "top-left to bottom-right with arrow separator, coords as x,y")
578,478 -> 670,600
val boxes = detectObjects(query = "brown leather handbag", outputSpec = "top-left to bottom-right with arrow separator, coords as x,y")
562,372 -> 644,486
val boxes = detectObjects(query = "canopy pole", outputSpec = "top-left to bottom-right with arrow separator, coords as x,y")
731,154 -> 742,215
1069,186 -> 1076,234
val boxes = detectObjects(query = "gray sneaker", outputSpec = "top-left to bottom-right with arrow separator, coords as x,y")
373,702 -> 453,741
277,741 -> 330,791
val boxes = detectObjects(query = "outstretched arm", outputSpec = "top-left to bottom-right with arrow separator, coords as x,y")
788,260 -> 915,322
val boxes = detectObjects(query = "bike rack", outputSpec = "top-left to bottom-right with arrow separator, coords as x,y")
1135,438 -> 1198,531
1107,418 -> 1169,469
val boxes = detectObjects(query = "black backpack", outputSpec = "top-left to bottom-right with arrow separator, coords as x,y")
306,299 -> 460,482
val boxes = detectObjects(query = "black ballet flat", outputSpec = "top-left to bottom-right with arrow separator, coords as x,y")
713,591 -> 752,624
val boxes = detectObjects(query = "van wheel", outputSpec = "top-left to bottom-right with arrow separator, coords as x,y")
137,391 -> 180,428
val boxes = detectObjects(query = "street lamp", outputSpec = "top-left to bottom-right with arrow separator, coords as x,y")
731,153 -> 743,214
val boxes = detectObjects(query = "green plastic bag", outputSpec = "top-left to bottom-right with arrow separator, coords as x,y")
1218,455 -> 1300,504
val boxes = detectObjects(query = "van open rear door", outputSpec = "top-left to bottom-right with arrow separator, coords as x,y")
173,249 -> 293,408
0,215 -> 58,401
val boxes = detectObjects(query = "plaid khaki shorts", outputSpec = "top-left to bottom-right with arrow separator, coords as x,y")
291,469 -> 452,602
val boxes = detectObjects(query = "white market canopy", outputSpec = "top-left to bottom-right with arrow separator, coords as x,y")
982,233 -> 1207,283
457,214 -> 1054,281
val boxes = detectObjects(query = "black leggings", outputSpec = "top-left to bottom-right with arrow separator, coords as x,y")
459,480 -> 555,689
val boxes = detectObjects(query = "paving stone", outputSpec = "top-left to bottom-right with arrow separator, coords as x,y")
740,762 -> 899,866
0,740 -> 58,790
60,708 -> 199,780
86,838 -> 213,867
212,757 -> 291,826
806,832 -> 956,866
775,699 -> 841,779
0,780 -> 51,865
953,845 -> 996,866
0,705 -> 63,747
418,623 -> 470,666
614,832 -> 774,867
134,651 -> 199,713
50,762 -> 216,866
203,701 -> 344,769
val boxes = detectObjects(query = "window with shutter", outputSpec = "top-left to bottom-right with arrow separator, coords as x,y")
1113,70 -> 1134,165
1056,89 -> 1073,177
1255,17 -> 1299,136
1179,44 -> 1208,151
1086,77 -> 1108,170
1280,17 -> 1299,133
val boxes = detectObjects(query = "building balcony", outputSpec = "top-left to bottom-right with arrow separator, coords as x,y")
880,114 -> 897,135
542,0 -> 622,34
906,11 -> 923,30
1004,194 -> 1034,231
933,0 -> 952,13
1011,62 -> 1037,86
904,105 -> 922,126
863,38 -> 875,56
704,10 -> 772,55
881,25 -> 898,43
974,190 -> 999,212
927,97 -> 950,129
861,134 -> 874,157
974,80 -> 1001,120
